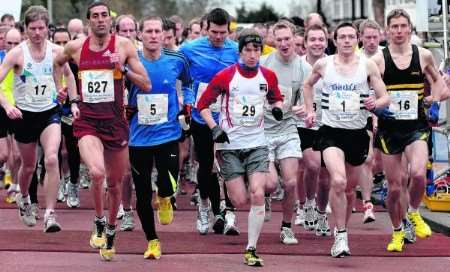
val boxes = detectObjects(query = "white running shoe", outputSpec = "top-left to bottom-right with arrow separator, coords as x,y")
57,179 -> 66,202
43,211 -> 61,233
315,212 -> 331,236
196,202 -> 210,235
66,183 -> 80,208
264,196 -> 271,222
31,203 -> 40,220
294,207 -> 305,226
280,227 -> 298,245
331,230 -> 350,257
363,202 -> 376,224
16,193 -> 36,227
116,204 -> 125,220
120,210 -> 135,231
224,210 -> 240,235
304,203 -> 317,230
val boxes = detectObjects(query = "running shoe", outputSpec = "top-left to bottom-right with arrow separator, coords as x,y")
244,247 -> 263,267
212,214 -> 225,234
264,196 -> 271,222
315,212 -> 331,236
57,179 -> 66,202
224,210 -> 240,235
363,202 -> 376,224
157,196 -> 173,225
66,182 -> 80,208
16,193 -> 36,227
196,202 -> 210,235
294,206 -> 306,226
120,210 -> 135,231
144,239 -> 161,259
280,227 -> 298,245
331,230 -> 350,257
31,203 -> 40,220
43,210 -> 61,233
99,227 -> 116,261
387,230 -> 405,252
116,204 -> 125,220
304,203 -> 317,230
190,188 -> 199,206
408,211 -> 432,238
403,218 -> 416,244
90,217 -> 106,249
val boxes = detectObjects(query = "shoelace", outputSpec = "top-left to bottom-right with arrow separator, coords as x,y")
317,215 -> 328,229
23,203 -> 33,217
283,228 -> 295,239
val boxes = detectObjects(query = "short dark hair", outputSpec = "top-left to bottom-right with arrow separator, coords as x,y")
238,28 -> 263,53
139,15 -> 163,32
206,8 -> 230,31
24,6 -> 49,27
386,8 -> 412,27
52,27 -> 71,41
1,14 -> 14,23
333,22 -> 357,40
162,18 -> 176,36
86,1 -> 110,19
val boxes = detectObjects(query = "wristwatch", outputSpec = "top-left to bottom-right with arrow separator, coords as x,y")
121,65 -> 129,75
70,96 -> 81,104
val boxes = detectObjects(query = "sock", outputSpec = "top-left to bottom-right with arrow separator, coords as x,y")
247,205 -> 265,250
44,209 -> 54,218
264,193 -> 270,197
408,206 -> 418,213
200,198 -> 209,208
337,228 -> 347,233
299,201 -> 305,209
105,224 -> 116,249
364,200 -> 372,205
305,198 -> 316,207
124,208 -> 131,212
317,209 -> 326,215
281,221 -> 291,230
394,225 -> 403,232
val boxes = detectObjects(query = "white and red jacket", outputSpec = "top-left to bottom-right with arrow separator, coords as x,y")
197,63 -> 283,150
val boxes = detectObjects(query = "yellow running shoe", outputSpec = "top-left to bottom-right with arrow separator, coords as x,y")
100,247 -> 116,261
5,193 -> 16,204
157,196 -> 173,225
244,247 -> 264,267
90,218 -> 106,249
387,230 -> 405,252
3,172 -> 12,188
144,239 -> 161,259
408,211 -> 432,238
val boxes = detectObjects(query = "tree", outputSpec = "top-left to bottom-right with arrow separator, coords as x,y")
236,2 -> 279,23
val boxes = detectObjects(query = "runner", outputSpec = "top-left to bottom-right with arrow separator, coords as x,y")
260,20 -> 303,245
295,24 -> 331,236
53,1 -> 151,261
198,29 -> 283,266
372,9 -> 449,252
300,22 -> 390,257
126,15 -> 193,259
179,8 -> 239,235
0,6 -> 76,232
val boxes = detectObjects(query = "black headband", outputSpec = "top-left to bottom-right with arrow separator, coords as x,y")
238,34 -> 263,52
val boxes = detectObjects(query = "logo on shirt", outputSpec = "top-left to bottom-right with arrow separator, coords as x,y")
26,62 -> 32,69
102,50 -> 112,57
260,84 -> 267,93
411,71 -> 420,75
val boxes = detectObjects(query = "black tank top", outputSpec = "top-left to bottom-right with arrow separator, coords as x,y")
379,44 -> 427,132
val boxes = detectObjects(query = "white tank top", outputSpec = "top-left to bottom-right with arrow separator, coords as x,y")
321,55 -> 370,129
217,67 -> 268,150
14,40 -> 58,112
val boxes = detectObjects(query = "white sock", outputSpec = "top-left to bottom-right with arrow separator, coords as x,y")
247,205 -> 265,250
44,209 -> 54,218
305,198 -> 316,207
408,206 -> 418,213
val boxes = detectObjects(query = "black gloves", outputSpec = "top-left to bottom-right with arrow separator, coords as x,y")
211,125 -> 230,143
272,107 -> 283,121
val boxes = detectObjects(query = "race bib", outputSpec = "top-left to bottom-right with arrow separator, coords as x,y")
232,94 -> 264,126
137,93 -> 168,125
279,85 -> 293,113
195,82 -> 220,112
329,91 -> 360,121
81,70 -> 115,103
388,91 -> 418,120
24,75 -> 57,106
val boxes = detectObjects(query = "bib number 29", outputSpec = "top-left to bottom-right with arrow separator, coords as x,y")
242,105 -> 255,116
87,81 -> 108,93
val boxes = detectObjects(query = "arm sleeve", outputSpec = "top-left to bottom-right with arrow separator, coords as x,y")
261,67 -> 283,104
177,56 -> 195,105
197,67 -> 231,111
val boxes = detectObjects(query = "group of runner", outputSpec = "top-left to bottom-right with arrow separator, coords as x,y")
0,1 -> 448,266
